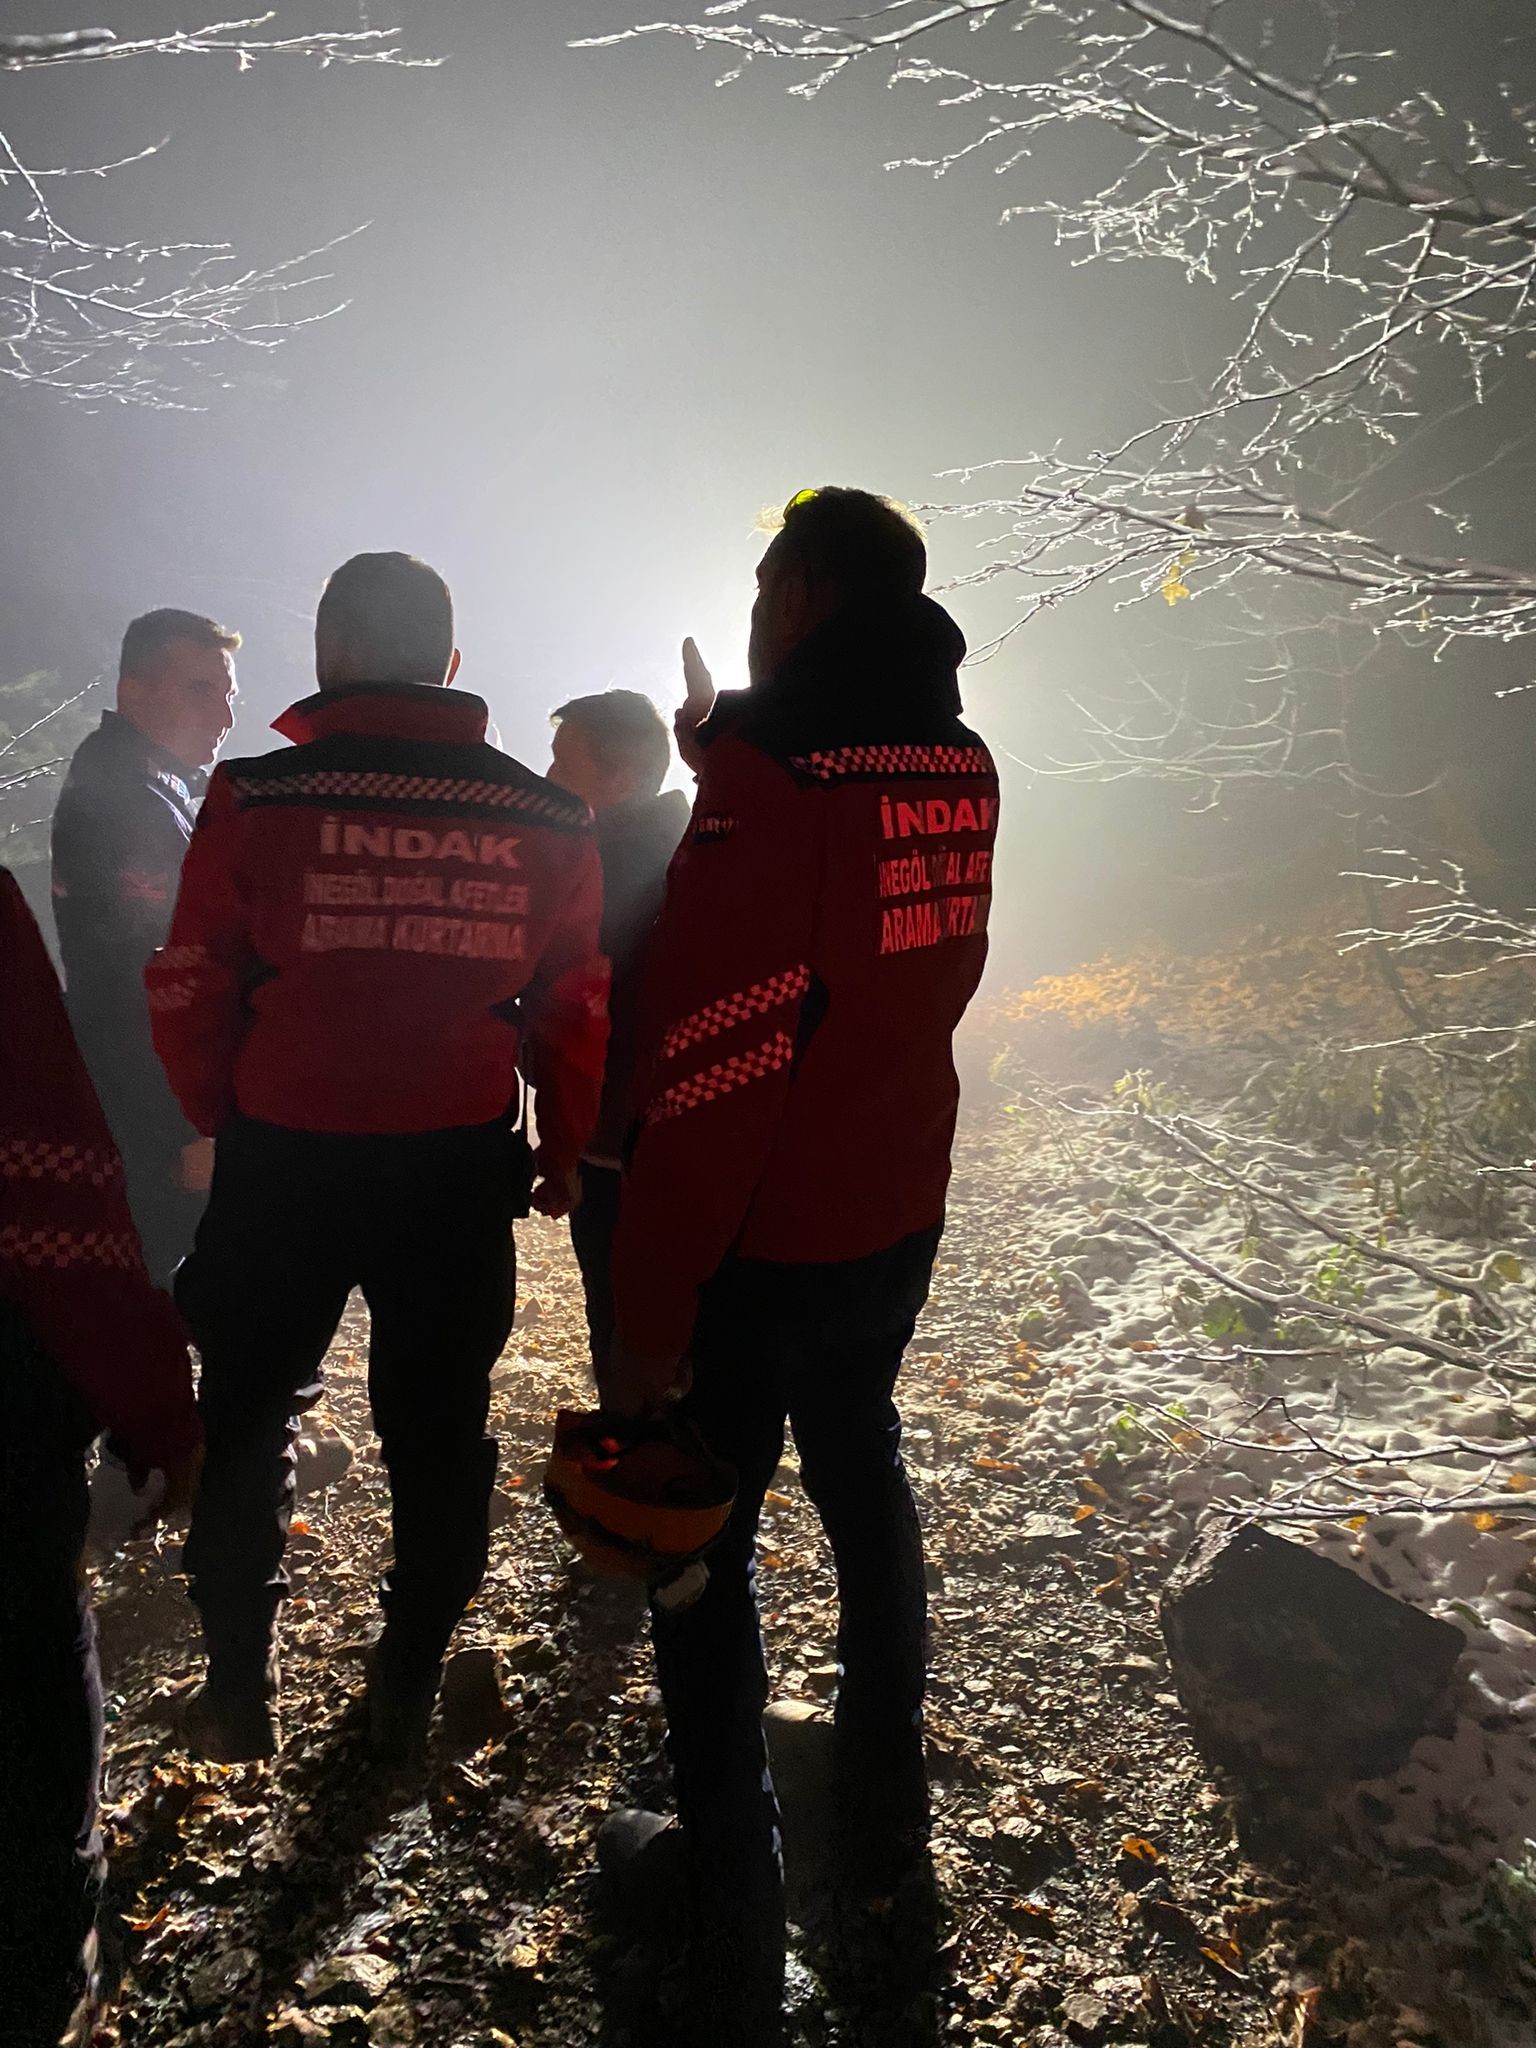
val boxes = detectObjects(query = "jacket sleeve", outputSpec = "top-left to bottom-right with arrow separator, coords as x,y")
0,871 -> 199,1471
521,832 -> 611,1180
610,738 -> 821,1360
52,780 -> 199,1157
144,768 -> 255,1136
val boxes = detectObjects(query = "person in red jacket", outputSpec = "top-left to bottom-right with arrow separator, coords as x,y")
600,488 -> 999,2045
147,552 -> 608,1765
0,867 -> 200,2045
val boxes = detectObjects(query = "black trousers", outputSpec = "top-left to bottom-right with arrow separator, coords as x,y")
568,1160 -> 622,1375
0,1312 -> 103,2047
651,1224 -> 941,1881
178,1117 -> 519,1685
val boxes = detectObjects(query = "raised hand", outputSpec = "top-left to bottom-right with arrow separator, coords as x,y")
675,637 -> 716,774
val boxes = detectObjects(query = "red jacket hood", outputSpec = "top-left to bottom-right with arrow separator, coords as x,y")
274,683 -> 491,749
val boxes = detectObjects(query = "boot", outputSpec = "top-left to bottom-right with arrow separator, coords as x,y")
596,1807 -> 687,1932
183,1651 -> 281,1764
834,1724 -> 930,1898
365,1633 -> 442,1771
683,1854 -> 786,2048
601,1813 -> 784,2048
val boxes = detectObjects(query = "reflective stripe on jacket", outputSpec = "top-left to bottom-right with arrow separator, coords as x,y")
1,868 -> 198,1470
612,594 -> 998,1358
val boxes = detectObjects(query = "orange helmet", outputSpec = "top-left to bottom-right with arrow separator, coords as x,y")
543,1410 -> 736,1595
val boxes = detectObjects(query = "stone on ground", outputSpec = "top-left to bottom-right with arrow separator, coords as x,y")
301,1951 -> 397,2007
296,1429 -> 354,1496
1160,1522 -> 1466,1781
438,1645 -> 509,1751
763,1697 -> 835,1808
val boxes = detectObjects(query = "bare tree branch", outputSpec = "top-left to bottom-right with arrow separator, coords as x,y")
1133,1105 -> 1512,1320
585,3 -> 1536,650
1109,1207 -> 1536,1383
0,13 -> 437,405
1,14 -> 424,72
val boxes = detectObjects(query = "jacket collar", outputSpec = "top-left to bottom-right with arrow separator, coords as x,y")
596,787 -> 691,847
273,681 -> 490,748
700,593 -> 968,750
96,709 -> 203,802
768,594 -> 966,714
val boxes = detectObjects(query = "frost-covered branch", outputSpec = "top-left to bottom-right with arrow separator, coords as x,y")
1,13 -> 424,72
586,1 -> 1536,647
0,14 -> 436,405
1135,1106 -> 1511,1319
1344,857 -> 1536,968
1107,1209 -> 1536,1384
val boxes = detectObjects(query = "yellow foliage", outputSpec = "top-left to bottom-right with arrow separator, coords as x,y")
999,903 -> 1410,1049
1161,545 -> 1195,605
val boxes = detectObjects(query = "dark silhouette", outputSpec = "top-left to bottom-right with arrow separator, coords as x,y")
0,868 -> 199,2040
51,609 -> 240,1282
599,487 -> 999,2046
546,688 -> 689,1375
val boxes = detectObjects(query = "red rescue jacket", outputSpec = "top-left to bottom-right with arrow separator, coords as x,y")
1,868 -> 198,1471
612,595 -> 998,1358
146,684 -> 608,1169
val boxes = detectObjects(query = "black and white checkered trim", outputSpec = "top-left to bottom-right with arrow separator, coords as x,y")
0,1224 -> 141,1271
228,769 -> 588,825
660,965 -> 811,1061
646,1031 -> 796,1124
0,1139 -> 118,1188
789,744 -> 993,781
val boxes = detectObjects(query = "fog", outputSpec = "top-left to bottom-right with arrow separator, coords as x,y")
4,3 -> 1528,978
1,3 -> 1215,960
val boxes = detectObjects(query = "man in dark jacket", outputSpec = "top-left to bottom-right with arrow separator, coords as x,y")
51,609 -> 240,1282
601,488 -> 999,2045
148,552 -> 609,1766
0,867 -> 200,2046
546,689 -> 689,1374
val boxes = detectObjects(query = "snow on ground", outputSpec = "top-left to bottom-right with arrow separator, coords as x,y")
963,1098 -> 1536,1874
947,948 -> 1536,2044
